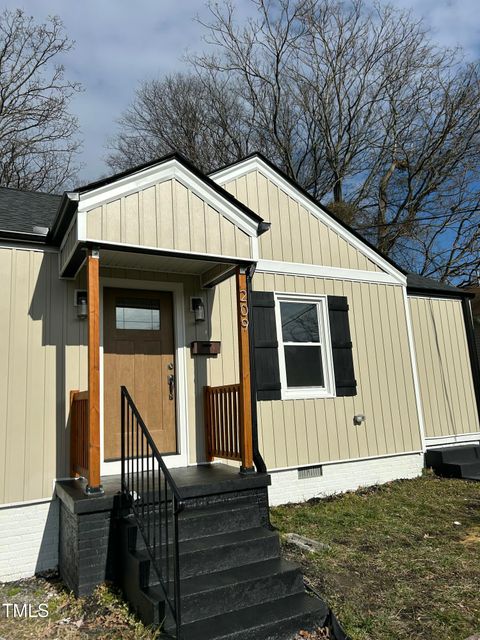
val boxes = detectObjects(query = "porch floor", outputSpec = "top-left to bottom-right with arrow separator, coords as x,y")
55,463 -> 270,514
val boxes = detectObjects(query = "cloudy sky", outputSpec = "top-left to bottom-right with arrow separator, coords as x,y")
3,0 -> 479,183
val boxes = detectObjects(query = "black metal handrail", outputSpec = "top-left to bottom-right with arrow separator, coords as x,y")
121,386 -> 183,637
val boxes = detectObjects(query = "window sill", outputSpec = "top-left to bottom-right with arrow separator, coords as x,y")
281,388 -> 336,401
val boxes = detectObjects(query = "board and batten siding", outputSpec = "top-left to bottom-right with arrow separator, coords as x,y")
205,270 -> 422,469
85,178 -> 252,260
0,247 -> 87,505
221,171 -> 381,271
409,296 -> 480,438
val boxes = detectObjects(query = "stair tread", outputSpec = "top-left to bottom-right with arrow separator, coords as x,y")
128,499 -> 258,520
180,558 -> 300,595
135,526 -> 277,558
179,500 -> 257,520
442,460 -> 480,468
144,558 -> 301,603
181,592 -> 329,640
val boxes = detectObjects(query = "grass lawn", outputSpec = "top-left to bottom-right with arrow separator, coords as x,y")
271,472 -> 480,640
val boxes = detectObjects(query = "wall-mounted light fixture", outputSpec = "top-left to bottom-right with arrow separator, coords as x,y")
75,290 -> 88,320
353,414 -> 365,426
191,297 -> 205,322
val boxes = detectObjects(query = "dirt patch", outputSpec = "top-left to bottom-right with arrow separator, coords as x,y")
460,526 -> 480,545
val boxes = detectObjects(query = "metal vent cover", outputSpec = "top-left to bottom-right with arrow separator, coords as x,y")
298,465 -> 323,480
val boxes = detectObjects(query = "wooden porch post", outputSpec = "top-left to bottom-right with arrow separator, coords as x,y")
86,249 -> 102,493
236,266 -> 254,473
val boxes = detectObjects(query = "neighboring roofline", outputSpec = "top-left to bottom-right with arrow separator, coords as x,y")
210,152 -> 408,281
407,286 -> 474,300
406,273 -> 474,299
0,184 -> 61,197
50,152 -> 267,247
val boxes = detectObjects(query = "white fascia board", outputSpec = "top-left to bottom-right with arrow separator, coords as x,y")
211,156 -> 405,284
77,159 -> 259,238
256,259 -> 406,286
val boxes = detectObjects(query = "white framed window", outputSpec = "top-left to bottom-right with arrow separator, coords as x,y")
275,293 -> 335,399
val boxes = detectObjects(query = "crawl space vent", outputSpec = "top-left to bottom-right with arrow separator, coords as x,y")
298,465 -> 323,480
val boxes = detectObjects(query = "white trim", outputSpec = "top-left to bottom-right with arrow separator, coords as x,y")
274,292 -> 336,400
256,259 -> 404,285
0,496 -> 54,510
99,277 -> 189,474
251,235 -> 260,261
211,156 -> 406,284
267,449 -> 423,473
425,432 -> 480,448
403,289 -> 427,452
76,158 -> 259,237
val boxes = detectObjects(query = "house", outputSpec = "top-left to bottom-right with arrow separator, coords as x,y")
0,152 -> 478,637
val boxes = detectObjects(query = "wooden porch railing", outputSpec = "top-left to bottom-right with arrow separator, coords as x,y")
70,390 -> 89,479
204,384 -> 242,462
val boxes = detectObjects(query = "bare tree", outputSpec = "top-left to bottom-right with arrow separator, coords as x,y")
107,0 -> 480,282
0,9 -> 81,193
106,73 -> 256,174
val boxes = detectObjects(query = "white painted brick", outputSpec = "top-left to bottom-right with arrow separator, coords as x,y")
0,499 -> 59,582
268,453 -> 424,506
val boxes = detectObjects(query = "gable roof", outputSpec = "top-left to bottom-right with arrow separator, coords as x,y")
211,152 -> 408,282
50,151 -> 268,246
0,187 -> 61,238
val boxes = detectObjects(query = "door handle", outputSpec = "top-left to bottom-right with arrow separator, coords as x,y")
168,374 -> 175,400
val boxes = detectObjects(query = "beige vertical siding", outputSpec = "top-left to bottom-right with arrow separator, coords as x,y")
409,296 -> 480,438
0,247 -> 87,504
244,273 -> 422,469
86,179 -> 252,260
222,171 -> 381,271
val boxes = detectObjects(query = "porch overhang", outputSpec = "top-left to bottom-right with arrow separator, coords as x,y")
61,240 -> 254,287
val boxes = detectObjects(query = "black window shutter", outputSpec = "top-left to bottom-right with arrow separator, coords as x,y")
250,291 -> 282,400
327,296 -> 357,397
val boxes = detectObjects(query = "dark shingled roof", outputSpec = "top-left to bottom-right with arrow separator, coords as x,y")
407,272 -> 470,297
0,186 -> 61,235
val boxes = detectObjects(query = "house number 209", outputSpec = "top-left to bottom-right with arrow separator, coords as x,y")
239,289 -> 249,328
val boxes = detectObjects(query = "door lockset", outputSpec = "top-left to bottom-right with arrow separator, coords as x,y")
168,374 -> 175,400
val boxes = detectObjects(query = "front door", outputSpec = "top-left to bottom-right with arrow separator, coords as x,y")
103,287 -> 177,461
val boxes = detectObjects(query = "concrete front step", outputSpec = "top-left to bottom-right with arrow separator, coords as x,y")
438,461 -> 480,479
117,481 -> 333,639
175,558 -> 305,624
426,445 -> 480,480
128,500 -> 263,546
179,592 -> 330,640
426,445 -> 480,466
136,526 -> 281,580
